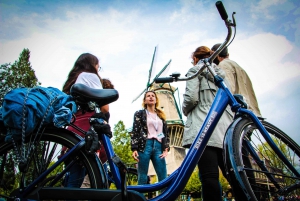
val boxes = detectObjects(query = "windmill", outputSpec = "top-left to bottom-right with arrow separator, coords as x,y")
132,46 -> 186,175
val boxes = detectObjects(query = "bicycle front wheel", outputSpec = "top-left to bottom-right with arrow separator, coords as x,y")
230,118 -> 300,201
0,126 -> 108,200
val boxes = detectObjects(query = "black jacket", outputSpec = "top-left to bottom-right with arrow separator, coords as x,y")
130,109 -> 170,153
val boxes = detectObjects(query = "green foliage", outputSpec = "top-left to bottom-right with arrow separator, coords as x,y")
1,153 -> 18,195
47,161 -> 64,187
183,167 -> 229,195
219,171 -> 230,193
0,48 -> 41,104
110,121 -> 138,188
257,137 -> 300,192
183,168 -> 201,194
111,121 -> 135,165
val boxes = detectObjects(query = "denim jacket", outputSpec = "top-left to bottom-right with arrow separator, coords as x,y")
131,109 -> 170,153
0,86 -> 77,142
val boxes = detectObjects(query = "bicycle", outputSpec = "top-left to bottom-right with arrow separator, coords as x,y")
0,1 -> 299,201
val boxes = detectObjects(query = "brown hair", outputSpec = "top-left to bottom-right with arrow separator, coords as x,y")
192,46 -> 213,61
142,91 -> 166,121
102,78 -> 114,89
62,53 -> 102,94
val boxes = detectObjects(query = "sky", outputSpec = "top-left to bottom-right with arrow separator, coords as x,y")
0,0 -> 300,145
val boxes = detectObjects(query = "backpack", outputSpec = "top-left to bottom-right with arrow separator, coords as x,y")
0,86 -> 77,142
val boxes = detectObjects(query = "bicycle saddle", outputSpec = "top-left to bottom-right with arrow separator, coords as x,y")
70,83 -> 119,107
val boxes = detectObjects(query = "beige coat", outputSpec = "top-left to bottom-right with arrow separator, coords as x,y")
182,62 -> 233,149
219,58 -> 261,117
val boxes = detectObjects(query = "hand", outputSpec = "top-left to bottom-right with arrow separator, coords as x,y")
132,150 -> 139,162
159,149 -> 168,158
91,112 -> 108,122
93,123 -> 112,138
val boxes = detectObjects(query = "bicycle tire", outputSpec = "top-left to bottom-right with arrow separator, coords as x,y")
230,118 -> 300,201
0,126 -> 108,200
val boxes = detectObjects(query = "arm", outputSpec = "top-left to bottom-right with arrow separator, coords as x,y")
182,67 -> 201,116
131,110 -> 142,161
100,104 -> 109,113
160,120 -> 170,158
130,110 -> 141,152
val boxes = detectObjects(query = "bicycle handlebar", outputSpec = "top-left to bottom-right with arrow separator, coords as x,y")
216,1 -> 228,20
154,1 -> 234,84
155,77 -> 174,83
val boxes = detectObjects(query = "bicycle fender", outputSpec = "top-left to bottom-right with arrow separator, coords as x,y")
223,117 -> 252,200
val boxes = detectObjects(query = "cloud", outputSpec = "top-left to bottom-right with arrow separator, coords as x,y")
259,75 -> 300,145
250,0 -> 288,20
228,33 -> 300,97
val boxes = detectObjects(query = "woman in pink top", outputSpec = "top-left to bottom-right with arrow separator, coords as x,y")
131,91 -> 170,184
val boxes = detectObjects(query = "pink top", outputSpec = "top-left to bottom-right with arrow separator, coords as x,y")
146,110 -> 163,142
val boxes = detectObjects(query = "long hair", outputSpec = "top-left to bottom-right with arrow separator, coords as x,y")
62,53 -> 102,94
142,91 -> 166,121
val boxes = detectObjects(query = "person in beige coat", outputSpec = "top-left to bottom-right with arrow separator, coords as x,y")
182,46 -> 233,201
211,43 -> 261,117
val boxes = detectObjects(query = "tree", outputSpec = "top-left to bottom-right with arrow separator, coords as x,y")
219,170 -> 230,193
0,48 -> 41,104
258,137 -> 300,194
183,167 -> 229,198
184,168 -> 201,194
111,121 -> 135,165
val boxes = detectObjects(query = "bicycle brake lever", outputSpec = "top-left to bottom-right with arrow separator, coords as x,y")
232,12 -> 237,27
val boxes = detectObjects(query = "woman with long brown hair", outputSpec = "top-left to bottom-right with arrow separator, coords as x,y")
62,53 -> 110,188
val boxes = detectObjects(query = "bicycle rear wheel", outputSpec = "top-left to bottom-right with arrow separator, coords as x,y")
0,126 -> 108,200
230,118 -> 300,201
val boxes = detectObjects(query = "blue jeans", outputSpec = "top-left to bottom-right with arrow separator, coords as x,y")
66,163 -> 86,187
137,139 -> 167,185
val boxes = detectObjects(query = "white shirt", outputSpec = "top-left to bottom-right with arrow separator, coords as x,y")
75,72 -> 103,89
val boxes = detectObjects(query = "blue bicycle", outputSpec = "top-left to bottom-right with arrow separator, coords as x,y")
0,1 -> 299,201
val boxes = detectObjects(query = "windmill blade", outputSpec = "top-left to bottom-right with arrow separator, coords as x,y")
131,88 -> 147,103
132,46 -> 158,103
155,59 -> 171,79
175,87 -> 183,120
151,59 -> 172,86
146,46 -> 157,88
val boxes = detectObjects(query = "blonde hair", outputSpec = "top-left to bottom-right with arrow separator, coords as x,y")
142,91 -> 166,121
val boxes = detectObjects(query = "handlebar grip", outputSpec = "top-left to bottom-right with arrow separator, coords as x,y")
154,77 -> 174,83
215,1 -> 228,20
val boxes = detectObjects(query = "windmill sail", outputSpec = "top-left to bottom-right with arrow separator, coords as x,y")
132,59 -> 172,103
147,46 -> 157,88
132,45 -> 172,103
